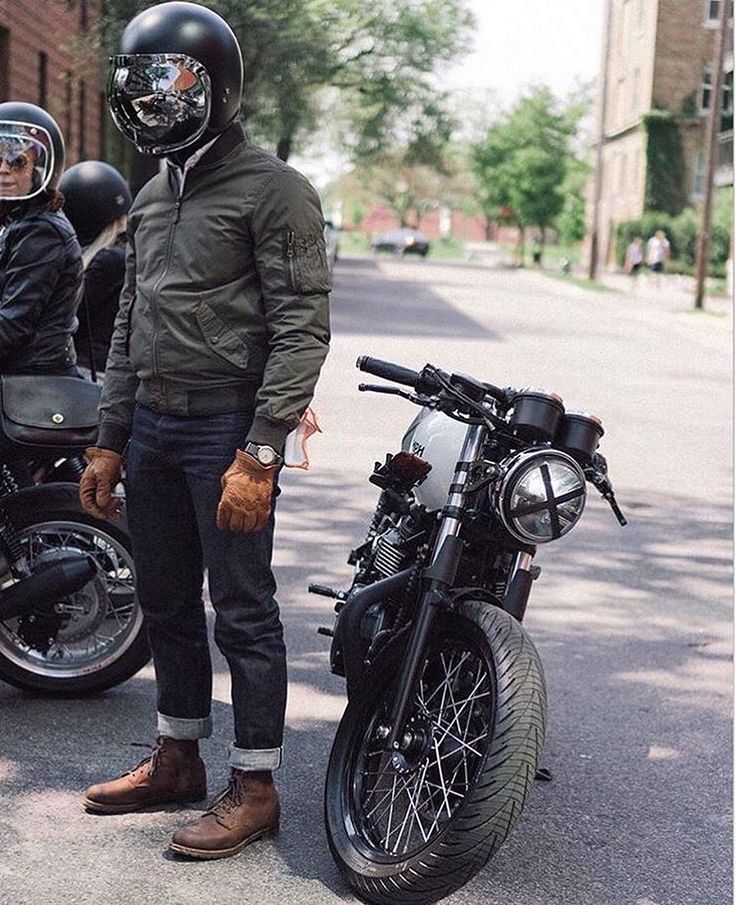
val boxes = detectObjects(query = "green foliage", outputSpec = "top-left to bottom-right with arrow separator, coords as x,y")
555,158 -> 590,245
642,110 -> 688,215
471,86 -> 589,253
79,0 -> 474,163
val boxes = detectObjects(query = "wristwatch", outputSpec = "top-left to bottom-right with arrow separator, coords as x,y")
243,442 -> 283,468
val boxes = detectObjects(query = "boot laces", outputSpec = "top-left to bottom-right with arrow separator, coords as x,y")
124,738 -> 165,777
208,770 -> 248,820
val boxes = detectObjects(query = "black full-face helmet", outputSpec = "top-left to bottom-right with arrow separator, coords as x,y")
0,101 -> 65,201
107,1 -> 244,156
59,161 -> 132,246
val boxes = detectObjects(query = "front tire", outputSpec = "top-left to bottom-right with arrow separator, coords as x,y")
325,601 -> 546,905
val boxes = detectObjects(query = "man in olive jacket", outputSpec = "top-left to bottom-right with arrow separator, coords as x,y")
79,2 -> 330,860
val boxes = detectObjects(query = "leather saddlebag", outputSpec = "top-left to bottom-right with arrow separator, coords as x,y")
0,375 -> 100,448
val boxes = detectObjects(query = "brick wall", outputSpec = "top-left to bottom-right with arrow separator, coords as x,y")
0,0 -> 104,166
654,0 -> 718,112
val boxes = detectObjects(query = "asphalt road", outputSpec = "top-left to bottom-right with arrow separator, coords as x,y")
0,257 -> 731,905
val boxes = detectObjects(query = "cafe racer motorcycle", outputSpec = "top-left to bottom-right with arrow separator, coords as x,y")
316,357 -> 626,904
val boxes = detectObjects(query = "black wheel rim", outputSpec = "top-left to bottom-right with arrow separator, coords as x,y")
347,625 -> 495,861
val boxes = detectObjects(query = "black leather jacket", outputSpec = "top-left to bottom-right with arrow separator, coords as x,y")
0,198 -> 83,374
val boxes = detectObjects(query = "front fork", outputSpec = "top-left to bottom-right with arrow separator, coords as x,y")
384,424 -> 487,766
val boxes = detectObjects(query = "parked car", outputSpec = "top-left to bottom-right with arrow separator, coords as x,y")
371,227 -> 430,257
324,220 -> 339,272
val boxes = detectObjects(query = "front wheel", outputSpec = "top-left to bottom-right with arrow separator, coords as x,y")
325,601 -> 547,905
0,500 -> 149,695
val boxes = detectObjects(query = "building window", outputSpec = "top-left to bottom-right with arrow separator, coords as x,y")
99,91 -> 107,159
701,66 -> 714,112
705,0 -> 734,23
78,80 -> 86,160
723,69 -> 733,114
693,150 -> 706,197
38,53 -> 48,107
0,28 -> 9,103
64,70 -> 73,145
723,68 -> 734,129
633,67 -> 641,115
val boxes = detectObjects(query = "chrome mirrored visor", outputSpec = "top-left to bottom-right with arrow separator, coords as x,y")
107,53 -> 211,155
0,123 -> 53,200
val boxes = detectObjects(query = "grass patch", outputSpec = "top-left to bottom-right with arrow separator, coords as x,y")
538,269 -> 620,293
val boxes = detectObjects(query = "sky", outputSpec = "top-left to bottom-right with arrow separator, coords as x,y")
444,0 -> 604,105
293,0 -> 605,188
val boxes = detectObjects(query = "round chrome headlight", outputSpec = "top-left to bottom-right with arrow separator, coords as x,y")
490,449 -> 587,544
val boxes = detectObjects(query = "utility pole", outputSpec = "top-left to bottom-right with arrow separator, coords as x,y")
694,0 -> 730,309
588,0 -> 613,281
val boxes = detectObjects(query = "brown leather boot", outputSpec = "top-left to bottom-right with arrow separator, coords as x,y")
169,769 -> 279,859
82,737 -> 207,814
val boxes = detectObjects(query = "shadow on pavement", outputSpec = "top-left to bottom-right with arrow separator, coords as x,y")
0,474 -> 731,905
330,257 -> 499,340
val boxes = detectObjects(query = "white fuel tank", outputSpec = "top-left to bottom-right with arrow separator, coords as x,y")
401,410 -> 470,511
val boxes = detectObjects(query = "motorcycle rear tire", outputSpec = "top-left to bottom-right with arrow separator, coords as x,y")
0,503 -> 149,695
324,600 -> 547,905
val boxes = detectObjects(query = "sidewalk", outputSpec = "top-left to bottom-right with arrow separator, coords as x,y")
594,269 -> 733,316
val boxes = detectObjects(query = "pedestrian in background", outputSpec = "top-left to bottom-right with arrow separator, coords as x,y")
625,235 -> 644,288
646,229 -> 670,286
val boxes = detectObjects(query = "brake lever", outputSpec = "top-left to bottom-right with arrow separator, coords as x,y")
358,384 -> 432,406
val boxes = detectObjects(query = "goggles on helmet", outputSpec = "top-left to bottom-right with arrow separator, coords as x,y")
107,53 -> 212,155
0,122 -> 54,200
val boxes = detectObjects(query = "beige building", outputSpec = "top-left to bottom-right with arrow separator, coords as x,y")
587,0 -> 733,269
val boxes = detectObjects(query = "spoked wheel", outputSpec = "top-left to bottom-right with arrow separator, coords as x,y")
325,601 -> 547,905
0,505 -> 149,695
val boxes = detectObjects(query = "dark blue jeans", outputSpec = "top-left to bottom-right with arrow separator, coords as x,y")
125,404 -> 286,770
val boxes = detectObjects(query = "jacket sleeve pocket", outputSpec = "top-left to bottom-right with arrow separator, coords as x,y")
285,230 -> 332,295
195,302 -> 250,370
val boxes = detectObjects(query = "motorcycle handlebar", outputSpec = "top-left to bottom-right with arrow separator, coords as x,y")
356,356 -> 422,389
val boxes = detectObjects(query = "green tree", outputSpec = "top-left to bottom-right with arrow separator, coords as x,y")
80,0 -> 473,166
555,157 -> 590,246
472,86 -> 587,262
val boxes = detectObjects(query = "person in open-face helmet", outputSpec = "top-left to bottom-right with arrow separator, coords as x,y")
80,2 -> 331,859
0,102 -> 82,375
60,161 -> 132,376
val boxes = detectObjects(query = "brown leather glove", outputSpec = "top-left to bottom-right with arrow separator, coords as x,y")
79,448 -> 123,520
216,450 -> 277,533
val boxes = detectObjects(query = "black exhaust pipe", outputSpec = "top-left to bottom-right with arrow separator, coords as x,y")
0,556 -> 97,621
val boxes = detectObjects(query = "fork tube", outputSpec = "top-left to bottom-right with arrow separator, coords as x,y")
385,424 -> 486,757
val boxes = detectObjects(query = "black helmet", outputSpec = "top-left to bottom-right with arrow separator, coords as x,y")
0,101 -> 65,201
107,1 -> 243,156
59,161 -> 132,246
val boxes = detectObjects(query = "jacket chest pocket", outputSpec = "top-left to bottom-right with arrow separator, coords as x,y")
285,230 -> 331,295
195,302 -> 250,370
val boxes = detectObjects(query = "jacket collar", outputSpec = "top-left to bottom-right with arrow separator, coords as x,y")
184,120 -> 246,173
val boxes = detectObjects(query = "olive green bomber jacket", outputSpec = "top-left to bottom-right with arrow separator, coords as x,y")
97,122 -> 330,454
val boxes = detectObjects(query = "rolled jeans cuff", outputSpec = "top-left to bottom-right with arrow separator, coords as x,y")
228,743 -> 282,771
157,712 -> 213,740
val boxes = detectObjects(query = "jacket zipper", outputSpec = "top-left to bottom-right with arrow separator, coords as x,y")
286,229 -> 297,292
149,185 -> 184,377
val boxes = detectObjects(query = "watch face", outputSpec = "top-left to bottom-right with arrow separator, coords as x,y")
257,446 -> 277,466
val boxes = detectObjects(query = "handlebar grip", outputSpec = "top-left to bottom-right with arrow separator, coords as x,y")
356,356 -> 422,389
